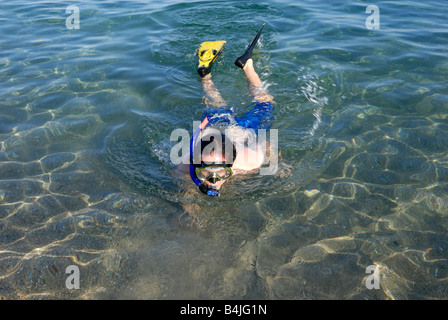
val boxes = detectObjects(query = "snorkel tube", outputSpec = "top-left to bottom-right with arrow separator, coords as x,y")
189,117 -> 221,197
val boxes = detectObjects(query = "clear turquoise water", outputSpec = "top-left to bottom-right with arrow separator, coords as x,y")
1,0 -> 448,299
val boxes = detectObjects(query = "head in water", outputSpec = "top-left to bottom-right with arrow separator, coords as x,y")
194,132 -> 236,196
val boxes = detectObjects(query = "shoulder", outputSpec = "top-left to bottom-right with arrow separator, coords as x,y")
225,126 -> 265,171
232,143 -> 265,171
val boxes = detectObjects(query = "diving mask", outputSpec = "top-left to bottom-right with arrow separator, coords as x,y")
195,166 -> 233,183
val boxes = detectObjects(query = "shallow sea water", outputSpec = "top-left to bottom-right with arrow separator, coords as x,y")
1,0 -> 448,299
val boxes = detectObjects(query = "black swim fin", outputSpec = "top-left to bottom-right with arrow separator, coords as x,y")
234,23 -> 265,69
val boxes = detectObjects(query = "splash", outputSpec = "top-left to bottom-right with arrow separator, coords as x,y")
298,68 -> 329,137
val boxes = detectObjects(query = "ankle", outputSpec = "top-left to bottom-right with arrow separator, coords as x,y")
202,73 -> 212,80
242,58 -> 253,71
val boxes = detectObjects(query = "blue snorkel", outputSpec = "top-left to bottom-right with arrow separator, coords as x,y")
189,117 -> 221,197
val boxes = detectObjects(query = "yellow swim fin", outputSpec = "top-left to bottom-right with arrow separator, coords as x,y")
196,40 -> 226,78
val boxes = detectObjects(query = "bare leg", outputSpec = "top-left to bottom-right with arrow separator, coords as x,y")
242,59 -> 274,103
202,74 -> 226,108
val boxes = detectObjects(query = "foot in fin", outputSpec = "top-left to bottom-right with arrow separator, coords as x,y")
234,23 -> 265,69
196,40 -> 226,78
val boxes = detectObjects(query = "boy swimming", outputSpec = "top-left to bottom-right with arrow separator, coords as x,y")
180,23 -> 275,197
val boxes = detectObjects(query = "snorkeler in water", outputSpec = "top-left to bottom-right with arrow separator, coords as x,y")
180,23 -> 275,197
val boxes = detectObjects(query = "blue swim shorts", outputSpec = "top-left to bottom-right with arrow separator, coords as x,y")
203,101 -> 274,130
